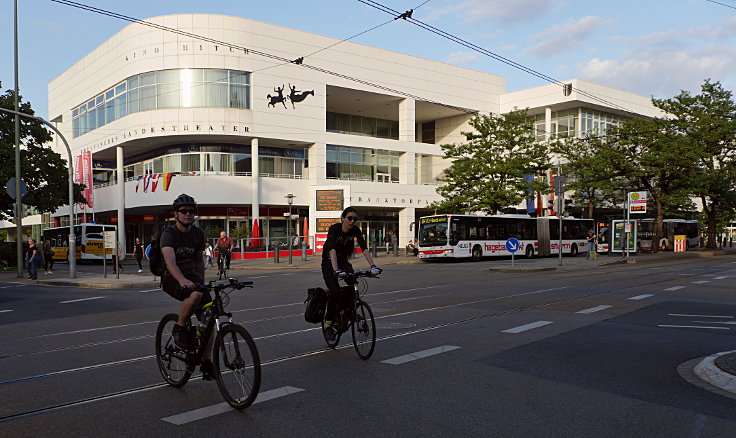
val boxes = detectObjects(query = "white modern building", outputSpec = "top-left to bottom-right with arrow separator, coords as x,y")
42,14 -> 660,255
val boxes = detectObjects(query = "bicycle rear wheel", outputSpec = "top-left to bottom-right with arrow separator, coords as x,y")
155,313 -> 192,387
351,300 -> 376,360
213,323 -> 261,410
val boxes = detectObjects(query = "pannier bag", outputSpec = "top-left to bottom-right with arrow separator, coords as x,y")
304,287 -> 327,323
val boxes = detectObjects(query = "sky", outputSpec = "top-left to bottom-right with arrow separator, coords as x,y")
1,0 -> 736,119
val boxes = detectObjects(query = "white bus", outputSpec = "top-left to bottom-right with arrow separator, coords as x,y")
417,214 -> 593,261
43,223 -> 117,262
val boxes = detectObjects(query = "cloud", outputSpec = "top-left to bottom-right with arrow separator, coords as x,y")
529,16 -> 617,57
446,51 -> 479,64
422,0 -> 554,24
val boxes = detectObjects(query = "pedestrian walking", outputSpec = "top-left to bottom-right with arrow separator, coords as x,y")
133,237 -> 144,273
43,239 -> 55,274
204,241 -> 214,269
586,230 -> 596,260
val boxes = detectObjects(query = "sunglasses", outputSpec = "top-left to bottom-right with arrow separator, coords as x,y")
345,216 -> 359,222
177,208 -> 196,215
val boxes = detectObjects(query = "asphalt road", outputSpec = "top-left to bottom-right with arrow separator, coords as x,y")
1,254 -> 736,437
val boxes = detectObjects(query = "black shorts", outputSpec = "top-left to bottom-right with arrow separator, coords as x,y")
321,260 -> 353,294
162,274 -> 211,306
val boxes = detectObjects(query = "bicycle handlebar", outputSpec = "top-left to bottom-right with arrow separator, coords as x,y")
341,269 -> 381,280
196,278 -> 254,292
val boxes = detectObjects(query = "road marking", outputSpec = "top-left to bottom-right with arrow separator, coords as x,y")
679,273 -> 696,276
714,276 -> 728,280
381,345 -> 461,365
576,305 -> 612,314
138,288 -> 160,293
161,386 -> 305,425
658,325 -> 729,330
692,280 -> 710,284
59,297 -> 105,304
502,321 -> 553,334
669,313 -> 733,318
0,284 -> 27,289
664,286 -> 686,291
0,309 -> 13,313
628,294 -> 654,301
691,321 -> 736,325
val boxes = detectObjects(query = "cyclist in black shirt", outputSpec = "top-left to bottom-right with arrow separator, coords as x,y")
322,207 -> 380,340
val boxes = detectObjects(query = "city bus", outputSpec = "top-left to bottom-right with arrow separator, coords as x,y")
43,223 -> 116,261
417,214 -> 593,261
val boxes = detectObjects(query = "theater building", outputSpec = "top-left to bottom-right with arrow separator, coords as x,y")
45,14 -> 658,254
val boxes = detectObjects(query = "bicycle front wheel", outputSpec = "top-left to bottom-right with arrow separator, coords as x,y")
155,313 -> 192,387
213,323 -> 261,410
351,300 -> 376,360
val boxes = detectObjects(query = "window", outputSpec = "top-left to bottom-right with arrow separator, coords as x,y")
326,145 -> 401,183
326,111 -> 399,140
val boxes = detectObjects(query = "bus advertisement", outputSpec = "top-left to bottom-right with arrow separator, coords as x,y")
418,214 -> 593,261
43,223 -> 117,261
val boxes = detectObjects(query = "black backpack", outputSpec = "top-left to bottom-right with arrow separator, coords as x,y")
149,226 -> 173,277
304,287 -> 327,323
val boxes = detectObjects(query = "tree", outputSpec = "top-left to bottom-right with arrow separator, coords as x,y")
0,84 -> 86,220
551,134 -> 624,218
652,80 -> 736,249
432,109 -> 550,214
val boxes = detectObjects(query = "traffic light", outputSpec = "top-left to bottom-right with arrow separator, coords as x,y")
564,199 -> 573,216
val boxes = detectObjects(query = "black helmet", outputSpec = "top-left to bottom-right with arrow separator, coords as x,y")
173,193 -> 197,209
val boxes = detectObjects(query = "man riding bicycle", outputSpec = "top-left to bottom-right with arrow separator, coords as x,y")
322,207 -> 380,341
160,194 -> 214,380
215,231 -> 235,270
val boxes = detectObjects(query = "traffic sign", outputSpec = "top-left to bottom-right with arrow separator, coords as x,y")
505,238 -> 520,253
628,191 -> 647,214
5,177 -> 27,201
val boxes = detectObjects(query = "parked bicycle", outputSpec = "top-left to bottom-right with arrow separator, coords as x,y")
155,278 -> 261,410
217,250 -> 229,280
321,270 -> 379,359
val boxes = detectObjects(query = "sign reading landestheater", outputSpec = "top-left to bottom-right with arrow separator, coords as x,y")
316,190 -> 344,212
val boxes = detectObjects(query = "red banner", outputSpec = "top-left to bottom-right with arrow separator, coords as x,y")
83,151 -> 93,208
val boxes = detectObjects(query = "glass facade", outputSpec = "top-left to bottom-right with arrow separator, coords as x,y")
72,69 -> 251,138
580,109 -> 627,136
326,145 -> 400,183
532,107 -> 627,140
326,112 -> 400,140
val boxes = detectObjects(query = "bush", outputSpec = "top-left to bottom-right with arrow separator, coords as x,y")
0,242 -> 20,267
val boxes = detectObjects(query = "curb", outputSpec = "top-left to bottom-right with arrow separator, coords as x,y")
36,280 -> 161,289
693,350 -> 736,395
489,267 -> 557,273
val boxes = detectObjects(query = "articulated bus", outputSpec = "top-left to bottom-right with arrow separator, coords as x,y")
417,214 -> 593,261
43,223 -> 116,261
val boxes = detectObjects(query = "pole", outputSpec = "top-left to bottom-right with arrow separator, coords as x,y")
0,108 -> 77,278
558,196 -> 563,266
625,194 -> 630,260
14,0 -> 22,277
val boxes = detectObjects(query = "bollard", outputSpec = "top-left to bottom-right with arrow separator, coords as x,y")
302,240 -> 308,261
273,242 -> 280,263
370,239 -> 377,258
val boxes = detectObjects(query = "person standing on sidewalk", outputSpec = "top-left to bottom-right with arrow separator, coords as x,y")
132,237 -> 144,273
586,230 -> 596,259
26,238 -> 40,280
43,239 -> 55,275
204,241 -> 214,269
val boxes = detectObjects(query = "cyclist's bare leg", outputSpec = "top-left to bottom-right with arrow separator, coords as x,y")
177,291 -> 204,326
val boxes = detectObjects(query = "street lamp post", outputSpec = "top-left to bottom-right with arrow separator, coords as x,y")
0,108 -> 77,279
285,194 -> 295,267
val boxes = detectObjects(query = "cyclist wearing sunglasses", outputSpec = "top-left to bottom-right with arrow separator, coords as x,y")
322,207 -> 381,340
160,194 -> 211,375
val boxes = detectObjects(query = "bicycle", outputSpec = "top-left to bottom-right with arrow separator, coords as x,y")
321,270 -> 379,360
155,278 -> 261,410
217,250 -> 230,280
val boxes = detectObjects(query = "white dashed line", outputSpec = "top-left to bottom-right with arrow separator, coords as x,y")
382,345 -> 461,365
59,296 -> 105,304
138,288 -> 161,293
669,313 -> 734,318
664,286 -> 686,291
502,321 -> 553,333
0,309 -> 14,313
161,386 -> 305,425
628,294 -> 654,301
0,284 -> 27,289
714,276 -> 728,280
576,305 -> 612,314
658,325 -> 729,330
692,280 -> 710,284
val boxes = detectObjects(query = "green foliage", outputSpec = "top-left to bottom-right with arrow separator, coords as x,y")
432,110 -> 550,214
0,85 -> 86,220
231,221 -> 251,239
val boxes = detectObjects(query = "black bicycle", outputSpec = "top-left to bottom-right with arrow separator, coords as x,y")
321,270 -> 378,360
155,278 -> 261,410
217,250 -> 230,280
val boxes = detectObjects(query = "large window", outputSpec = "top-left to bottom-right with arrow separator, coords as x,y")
326,112 -> 399,140
72,69 -> 251,138
326,145 -> 400,183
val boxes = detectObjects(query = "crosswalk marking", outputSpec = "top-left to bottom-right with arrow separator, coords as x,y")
382,345 -> 460,365
161,386 -> 305,425
576,305 -> 612,314
502,321 -> 553,334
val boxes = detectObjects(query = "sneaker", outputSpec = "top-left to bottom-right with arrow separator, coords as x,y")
200,360 -> 215,381
324,324 -> 336,342
172,324 -> 191,350
137,269 -> 143,273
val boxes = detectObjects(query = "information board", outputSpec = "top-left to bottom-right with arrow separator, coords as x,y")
316,190 -> 344,211
316,217 -> 339,233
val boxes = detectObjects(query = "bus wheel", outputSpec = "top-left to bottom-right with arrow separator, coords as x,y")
570,244 -> 578,257
525,245 -> 534,258
471,245 -> 483,262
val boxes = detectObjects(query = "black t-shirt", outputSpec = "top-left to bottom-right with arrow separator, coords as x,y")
133,242 -> 144,257
26,244 -> 38,260
322,223 -> 367,262
160,225 -> 205,284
